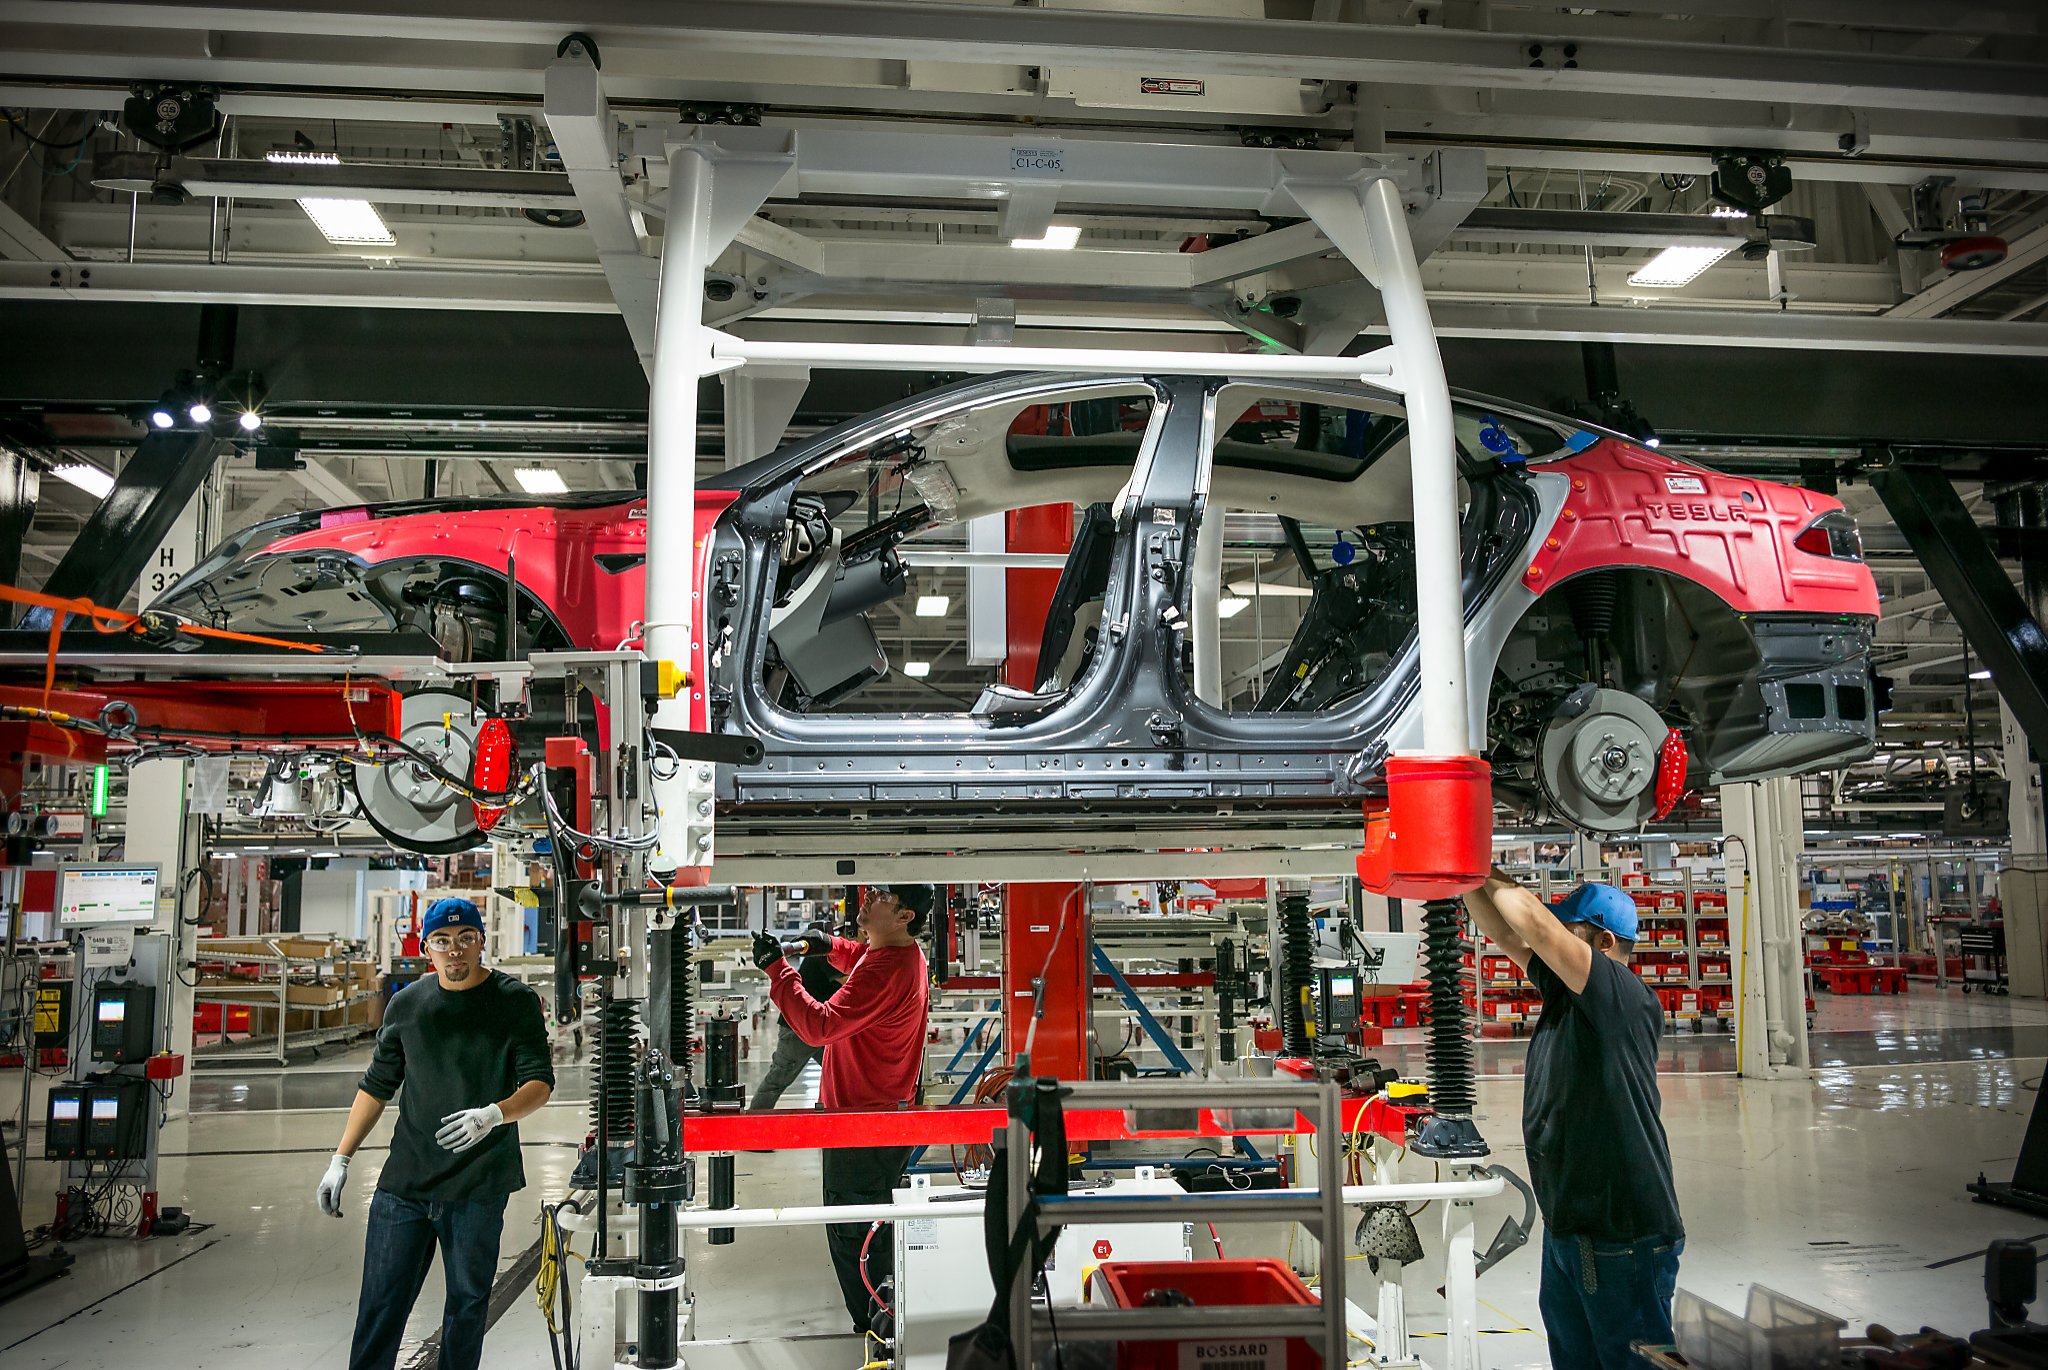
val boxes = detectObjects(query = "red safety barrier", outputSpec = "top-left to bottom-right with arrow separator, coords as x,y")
1357,755 -> 1493,898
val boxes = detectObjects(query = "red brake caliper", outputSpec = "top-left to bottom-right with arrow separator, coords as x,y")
470,716 -> 513,832
1652,728 -> 1687,820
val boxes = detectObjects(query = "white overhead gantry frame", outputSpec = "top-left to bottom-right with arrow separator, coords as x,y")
593,106 -> 1486,881
569,54 -> 1493,1363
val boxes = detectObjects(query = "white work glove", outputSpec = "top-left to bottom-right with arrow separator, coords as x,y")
435,1102 -> 505,1154
317,1154 -> 350,1217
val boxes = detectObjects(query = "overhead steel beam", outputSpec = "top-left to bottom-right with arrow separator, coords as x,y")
1870,462 -> 2048,761
0,201 -> 63,262
91,153 -> 576,210
11,1 -> 2048,119
543,42 -> 659,371
0,446 -> 36,591
15,429 -> 220,626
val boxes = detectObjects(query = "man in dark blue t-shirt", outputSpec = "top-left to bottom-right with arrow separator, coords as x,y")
316,896 -> 556,1370
1464,870 -> 1684,1370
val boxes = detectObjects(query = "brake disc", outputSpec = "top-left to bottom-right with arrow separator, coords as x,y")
352,689 -> 487,856
1536,686 -> 1671,833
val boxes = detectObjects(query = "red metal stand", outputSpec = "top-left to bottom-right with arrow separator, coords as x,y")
1002,882 -> 1090,1078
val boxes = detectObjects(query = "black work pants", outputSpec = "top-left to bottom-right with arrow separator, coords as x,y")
821,1143 -> 914,1334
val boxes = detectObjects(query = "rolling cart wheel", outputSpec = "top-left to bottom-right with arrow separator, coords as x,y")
1963,983 -> 1973,994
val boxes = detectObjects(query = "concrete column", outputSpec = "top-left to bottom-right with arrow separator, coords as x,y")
2004,699 -> 2047,863
122,758 -> 200,1115
1719,775 -> 1810,1079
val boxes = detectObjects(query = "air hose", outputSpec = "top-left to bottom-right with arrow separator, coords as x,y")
1413,898 -> 1488,1158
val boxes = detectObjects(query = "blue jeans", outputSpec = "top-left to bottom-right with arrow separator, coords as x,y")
349,1188 -> 509,1370
1539,1231 -> 1683,1370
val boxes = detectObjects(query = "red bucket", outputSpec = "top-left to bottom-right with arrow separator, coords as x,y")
1094,1259 -> 1323,1370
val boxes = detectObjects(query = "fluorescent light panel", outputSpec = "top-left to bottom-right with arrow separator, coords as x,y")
52,463 -> 114,498
1010,224 -> 1080,251
298,196 -> 394,245
915,594 -> 950,617
1628,244 -> 1732,287
513,468 -> 569,494
903,661 -> 932,678
1226,578 -> 1313,598
1970,669 -> 1992,680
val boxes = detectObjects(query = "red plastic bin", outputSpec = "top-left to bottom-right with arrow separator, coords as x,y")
1094,1259 -> 1323,1370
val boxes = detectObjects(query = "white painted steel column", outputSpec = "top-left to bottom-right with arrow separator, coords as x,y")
1720,776 -> 1810,1079
646,142 -> 716,877
1361,176 -> 1471,756
2005,699 -> 2047,864
123,758 -> 198,1115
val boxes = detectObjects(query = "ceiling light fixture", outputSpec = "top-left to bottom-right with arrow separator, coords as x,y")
266,150 -> 341,165
148,406 -> 174,430
237,409 -> 263,433
1628,244 -> 1733,288
1970,668 -> 1992,680
1010,224 -> 1080,251
1226,579 -> 1313,598
298,196 -> 396,246
513,468 -> 569,495
903,660 -> 932,677
186,400 -> 213,425
52,463 -> 115,498
1216,596 -> 1250,619
915,594 -> 950,617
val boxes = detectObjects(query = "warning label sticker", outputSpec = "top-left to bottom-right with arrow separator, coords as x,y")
903,1217 -> 939,1251
1663,475 -> 1707,494
1140,77 -> 1206,96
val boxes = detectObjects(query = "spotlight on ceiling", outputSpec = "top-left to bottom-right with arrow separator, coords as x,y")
148,406 -> 175,429
52,463 -> 115,499
1970,669 -> 1992,680
915,594 -> 950,617
237,409 -> 263,433
514,468 -> 569,495
903,660 -> 932,678
186,400 -> 213,425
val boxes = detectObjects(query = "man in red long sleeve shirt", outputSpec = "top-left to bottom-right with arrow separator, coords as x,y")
752,883 -> 932,1334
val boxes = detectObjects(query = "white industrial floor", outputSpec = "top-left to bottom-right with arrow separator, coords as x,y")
4,986 -> 2047,1369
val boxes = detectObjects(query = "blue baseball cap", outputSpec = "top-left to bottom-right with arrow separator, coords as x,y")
1553,883 -> 1638,942
421,897 -> 485,940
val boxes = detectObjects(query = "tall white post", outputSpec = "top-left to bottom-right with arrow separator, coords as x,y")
646,142 -> 716,878
1720,776 -> 1810,1079
1360,176 -> 1470,757
2005,699 -> 2047,863
123,759 -> 198,1114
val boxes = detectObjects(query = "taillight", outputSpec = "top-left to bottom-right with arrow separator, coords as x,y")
1793,511 -> 1863,561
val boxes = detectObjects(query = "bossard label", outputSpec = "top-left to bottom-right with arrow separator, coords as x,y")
1662,475 -> 1707,494
1140,77 -> 1206,96
1176,1339 -> 1284,1370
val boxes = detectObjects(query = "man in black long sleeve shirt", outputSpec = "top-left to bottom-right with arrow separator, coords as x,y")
316,897 -> 555,1370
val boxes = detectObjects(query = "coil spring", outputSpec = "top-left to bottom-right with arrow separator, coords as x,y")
591,998 -> 640,1143
1278,892 -> 1315,1057
672,926 -> 695,1086
1421,899 -> 1476,1118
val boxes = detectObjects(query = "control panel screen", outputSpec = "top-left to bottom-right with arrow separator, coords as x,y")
51,1098 -> 79,1121
97,998 -> 126,1024
58,865 -> 160,926
91,1097 -> 120,1121
1328,976 -> 1355,997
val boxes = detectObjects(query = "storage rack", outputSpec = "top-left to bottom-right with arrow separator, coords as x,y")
192,937 -> 378,1066
1484,866 -> 1735,1032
